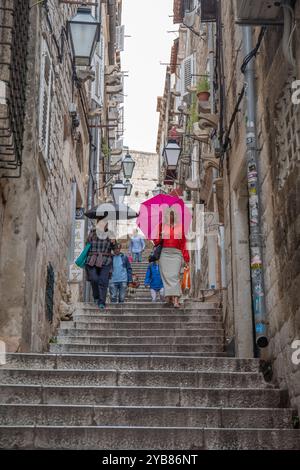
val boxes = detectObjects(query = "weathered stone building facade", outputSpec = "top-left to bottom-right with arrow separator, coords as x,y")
156,0 -> 300,413
0,0 -> 125,352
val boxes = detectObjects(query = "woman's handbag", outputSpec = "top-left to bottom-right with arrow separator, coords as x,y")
181,266 -> 191,291
75,243 -> 91,268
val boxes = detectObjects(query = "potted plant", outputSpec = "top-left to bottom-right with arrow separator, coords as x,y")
101,139 -> 110,158
196,76 -> 210,101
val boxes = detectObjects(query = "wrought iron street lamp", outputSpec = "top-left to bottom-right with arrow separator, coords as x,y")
68,7 -> 100,66
111,179 -> 127,204
124,179 -> 133,196
162,139 -> 182,170
152,183 -> 166,196
121,152 -> 135,179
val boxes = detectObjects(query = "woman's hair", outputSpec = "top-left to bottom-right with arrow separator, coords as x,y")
163,208 -> 179,225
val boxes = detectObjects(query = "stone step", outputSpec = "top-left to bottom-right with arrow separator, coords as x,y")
71,314 -> 223,323
58,327 -> 225,337
57,335 -> 224,346
56,335 -> 224,345
0,404 -> 294,429
49,343 -> 225,354
76,307 -> 222,315
2,426 -> 299,450
80,302 -> 219,310
1,426 -> 299,450
63,321 -> 223,330
3,353 -> 259,372
0,369 -> 266,388
0,384 -> 281,407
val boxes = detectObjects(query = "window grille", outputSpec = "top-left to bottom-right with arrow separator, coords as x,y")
45,263 -> 55,323
0,0 -> 30,178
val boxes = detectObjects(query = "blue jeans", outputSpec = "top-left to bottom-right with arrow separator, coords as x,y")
133,252 -> 142,262
110,282 -> 127,303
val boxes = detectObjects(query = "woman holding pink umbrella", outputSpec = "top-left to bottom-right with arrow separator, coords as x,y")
137,192 -> 191,308
154,209 -> 189,308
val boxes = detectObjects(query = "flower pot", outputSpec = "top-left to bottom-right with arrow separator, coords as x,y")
197,91 -> 210,101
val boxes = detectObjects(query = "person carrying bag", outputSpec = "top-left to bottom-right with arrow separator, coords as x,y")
181,265 -> 191,293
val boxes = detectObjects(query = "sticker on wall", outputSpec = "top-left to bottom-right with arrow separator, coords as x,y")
246,131 -> 255,144
248,171 -> 258,183
255,323 -> 265,334
254,282 -> 264,297
251,255 -> 262,270
249,196 -> 259,225
249,186 -> 257,195
248,162 -> 257,173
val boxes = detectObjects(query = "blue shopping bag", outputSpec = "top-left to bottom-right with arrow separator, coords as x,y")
75,243 -> 91,268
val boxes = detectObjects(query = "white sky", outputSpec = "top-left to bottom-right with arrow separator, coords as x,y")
121,0 -> 175,154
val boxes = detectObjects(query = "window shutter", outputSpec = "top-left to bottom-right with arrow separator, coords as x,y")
181,54 -> 195,96
39,40 -> 53,160
99,33 -> 105,105
175,76 -> 182,111
116,25 -> 125,51
95,60 -> 100,99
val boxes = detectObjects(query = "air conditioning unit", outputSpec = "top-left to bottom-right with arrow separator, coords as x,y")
236,0 -> 283,25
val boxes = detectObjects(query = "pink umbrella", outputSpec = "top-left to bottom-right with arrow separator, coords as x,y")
137,194 -> 192,240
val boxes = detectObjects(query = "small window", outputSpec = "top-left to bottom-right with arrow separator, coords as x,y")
45,263 -> 55,323
75,133 -> 83,172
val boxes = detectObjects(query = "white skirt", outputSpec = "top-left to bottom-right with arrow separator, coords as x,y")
159,248 -> 183,296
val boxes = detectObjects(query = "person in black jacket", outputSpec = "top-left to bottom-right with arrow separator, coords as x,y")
85,221 -> 116,310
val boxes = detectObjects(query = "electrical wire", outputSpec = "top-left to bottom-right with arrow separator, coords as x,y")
241,27 -> 267,74
282,2 -> 296,66
219,27 -> 267,168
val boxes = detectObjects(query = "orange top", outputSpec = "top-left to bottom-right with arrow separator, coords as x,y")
154,223 -> 190,263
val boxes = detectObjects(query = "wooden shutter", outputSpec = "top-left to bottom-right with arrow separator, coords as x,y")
99,32 -> 105,105
181,54 -> 195,96
116,25 -> 125,51
39,40 -> 53,160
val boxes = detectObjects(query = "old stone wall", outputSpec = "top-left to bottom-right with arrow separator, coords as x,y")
221,0 -> 300,410
0,2 -> 89,353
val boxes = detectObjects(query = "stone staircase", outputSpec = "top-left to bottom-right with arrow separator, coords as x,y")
0,260 -> 299,449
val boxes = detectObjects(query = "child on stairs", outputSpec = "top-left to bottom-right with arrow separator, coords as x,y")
144,255 -> 165,302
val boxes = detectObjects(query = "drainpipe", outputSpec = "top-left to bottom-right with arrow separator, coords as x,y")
84,125 -> 97,303
108,0 -> 116,65
219,224 -> 226,289
242,26 -> 268,348
208,22 -> 215,113
84,3 -> 102,302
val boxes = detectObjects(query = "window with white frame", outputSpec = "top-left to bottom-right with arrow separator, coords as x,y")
181,54 -> 196,96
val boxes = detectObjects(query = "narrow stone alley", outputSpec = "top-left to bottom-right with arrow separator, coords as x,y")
0,0 -> 300,454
